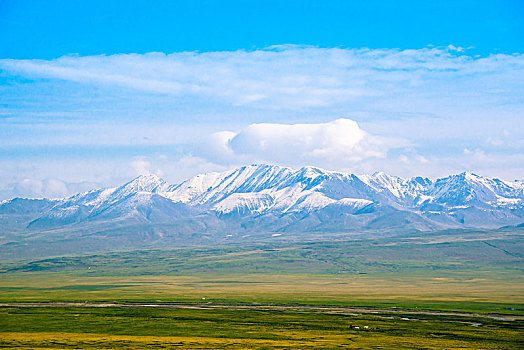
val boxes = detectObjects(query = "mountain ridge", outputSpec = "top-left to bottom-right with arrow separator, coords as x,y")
3,164 -> 524,221
1,164 -> 523,259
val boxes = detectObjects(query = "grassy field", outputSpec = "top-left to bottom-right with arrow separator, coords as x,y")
0,304 -> 522,349
0,271 -> 522,312
0,229 -> 522,348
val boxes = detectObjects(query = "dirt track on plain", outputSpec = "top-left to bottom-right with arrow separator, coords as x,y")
1,302 -> 522,322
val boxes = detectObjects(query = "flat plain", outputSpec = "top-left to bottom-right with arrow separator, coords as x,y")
1,228 -> 523,349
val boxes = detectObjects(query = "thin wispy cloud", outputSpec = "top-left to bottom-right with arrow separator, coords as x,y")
2,46 -> 523,111
1,46 -> 523,199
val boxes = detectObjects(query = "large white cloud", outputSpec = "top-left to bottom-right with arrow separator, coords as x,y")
198,118 -> 406,169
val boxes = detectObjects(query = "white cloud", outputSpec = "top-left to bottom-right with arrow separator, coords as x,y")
0,46 -> 523,195
131,156 -> 167,177
130,154 -> 230,185
399,155 -> 410,164
0,178 -> 99,199
131,157 -> 152,176
2,46 -> 523,112
197,118 -> 406,169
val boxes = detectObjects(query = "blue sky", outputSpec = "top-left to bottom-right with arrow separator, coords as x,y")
0,1 -> 523,199
2,0 -> 523,58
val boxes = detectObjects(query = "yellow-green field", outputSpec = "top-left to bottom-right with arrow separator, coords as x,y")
1,271 -> 523,308
1,304 -> 523,349
1,233 -> 522,348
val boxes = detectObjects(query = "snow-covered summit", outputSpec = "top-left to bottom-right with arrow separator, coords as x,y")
154,165 -> 523,213
120,174 -> 167,193
3,164 -> 523,232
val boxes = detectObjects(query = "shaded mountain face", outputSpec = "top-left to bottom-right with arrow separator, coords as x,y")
1,165 -> 523,258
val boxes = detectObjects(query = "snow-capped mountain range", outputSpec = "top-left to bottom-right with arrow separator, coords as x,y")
2,164 -> 524,259
2,164 -> 523,236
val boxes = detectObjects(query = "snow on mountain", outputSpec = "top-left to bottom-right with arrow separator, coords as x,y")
163,165 -> 383,215
336,197 -> 374,209
115,174 -> 168,197
162,164 -> 294,205
3,164 -> 524,233
359,172 -> 433,206
286,192 -> 338,212
213,193 -> 275,215
26,174 -> 171,228
429,172 -> 523,208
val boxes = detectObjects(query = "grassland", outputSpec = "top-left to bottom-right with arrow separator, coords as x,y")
0,229 -> 522,348
1,304 -> 522,349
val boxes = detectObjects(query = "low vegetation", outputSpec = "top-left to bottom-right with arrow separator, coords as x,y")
1,305 -> 523,349
0,229 -> 522,348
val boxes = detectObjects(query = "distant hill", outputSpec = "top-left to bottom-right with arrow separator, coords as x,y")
1,164 -> 523,259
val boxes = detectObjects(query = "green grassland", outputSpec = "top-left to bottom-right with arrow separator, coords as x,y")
1,304 -> 522,349
0,228 -> 522,348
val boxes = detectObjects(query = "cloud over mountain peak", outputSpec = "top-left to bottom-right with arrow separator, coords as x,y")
200,118 -> 405,169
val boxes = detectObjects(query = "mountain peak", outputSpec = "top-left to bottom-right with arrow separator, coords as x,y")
134,173 -> 163,181
456,171 -> 481,179
298,165 -> 326,177
371,171 -> 393,178
121,174 -> 167,193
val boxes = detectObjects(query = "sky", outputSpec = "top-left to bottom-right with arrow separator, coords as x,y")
0,0 -> 523,199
